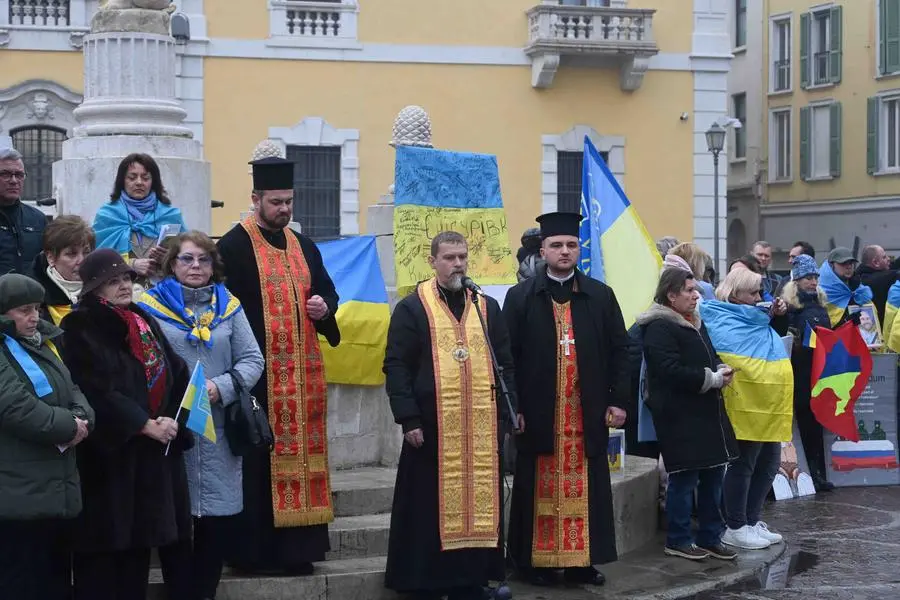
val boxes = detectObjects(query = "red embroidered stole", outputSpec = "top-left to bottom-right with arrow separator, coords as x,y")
418,279 -> 500,550
242,218 -> 333,527
531,300 -> 591,567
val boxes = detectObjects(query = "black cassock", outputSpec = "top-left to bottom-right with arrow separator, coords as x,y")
217,223 -> 340,571
383,284 -> 517,595
502,270 -> 631,570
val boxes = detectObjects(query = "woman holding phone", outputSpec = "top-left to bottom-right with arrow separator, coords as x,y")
93,154 -> 187,300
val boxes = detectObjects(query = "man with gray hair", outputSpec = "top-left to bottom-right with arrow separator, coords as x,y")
0,148 -> 47,275
751,241 -> 780,296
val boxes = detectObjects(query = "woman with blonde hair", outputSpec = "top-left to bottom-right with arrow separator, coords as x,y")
669,242 -> 715,300
702,269 -> 790,551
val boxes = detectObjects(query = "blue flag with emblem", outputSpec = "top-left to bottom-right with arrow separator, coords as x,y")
180,361 -> 216,442
579,136 -> 661,328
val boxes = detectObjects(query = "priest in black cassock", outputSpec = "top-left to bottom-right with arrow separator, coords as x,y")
383,231 -> 521,600
217,157 -> 341,575
503,212 -> 630,587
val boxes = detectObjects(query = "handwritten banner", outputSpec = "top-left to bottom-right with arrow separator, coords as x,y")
393,147 -> 516,295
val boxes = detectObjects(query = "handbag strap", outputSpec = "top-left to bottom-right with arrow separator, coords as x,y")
229,369 -> 247,394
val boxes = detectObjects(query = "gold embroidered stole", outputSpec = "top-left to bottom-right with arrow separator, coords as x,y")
418,279 -> 500,550
531,300 -> 591,568
242,218 -> 333,527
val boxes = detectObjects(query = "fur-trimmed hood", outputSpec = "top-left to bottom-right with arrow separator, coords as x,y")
635,302 -> 701,330
781,279 -> 828,310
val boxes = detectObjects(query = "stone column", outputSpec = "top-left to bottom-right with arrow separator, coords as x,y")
367,105 -> 433,307
53,7 -> 211,232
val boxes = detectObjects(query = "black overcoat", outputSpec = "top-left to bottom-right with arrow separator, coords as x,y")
60,295 -> 192,552
637,304 -> 738,474
501,269 -> 631,458
216,223 -> 340,569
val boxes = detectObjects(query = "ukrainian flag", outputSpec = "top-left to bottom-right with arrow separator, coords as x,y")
579,136 -> 661,328
803,322 -> 818,349
818,260 -> 874,326
884,281 -> 900,353
700,300 -> 794,442
181,361 -> 216,442
318,236 -> 390,386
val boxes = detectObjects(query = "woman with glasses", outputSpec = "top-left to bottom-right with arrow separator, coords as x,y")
139,231 -> 264,600
93,153 -> 187,300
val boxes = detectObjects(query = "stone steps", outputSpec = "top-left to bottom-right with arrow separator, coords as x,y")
327,513 -> 391,559
331,466 -> 396,517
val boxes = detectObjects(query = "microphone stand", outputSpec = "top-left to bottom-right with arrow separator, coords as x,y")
470,291 -> 516,600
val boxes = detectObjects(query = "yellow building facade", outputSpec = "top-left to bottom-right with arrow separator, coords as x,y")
1,0 -> 733,262
756,0 -> 900,260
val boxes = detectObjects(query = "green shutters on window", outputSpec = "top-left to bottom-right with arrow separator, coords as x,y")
883,0 -> 900,75
800,13 -> 810,89
868,96 -> 880,175
829,102 -> 842,178
829,5 -> 842,84
799,106 -> 810,181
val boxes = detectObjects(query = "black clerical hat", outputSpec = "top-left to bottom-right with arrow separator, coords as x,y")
250,157 -> 295,191
536,212 -> 582,238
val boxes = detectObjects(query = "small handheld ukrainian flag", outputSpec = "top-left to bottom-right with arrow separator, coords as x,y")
802,322 -> 818,349
181,361 -> 216,443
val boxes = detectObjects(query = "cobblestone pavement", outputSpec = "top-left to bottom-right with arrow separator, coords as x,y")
509,486 -> 900,599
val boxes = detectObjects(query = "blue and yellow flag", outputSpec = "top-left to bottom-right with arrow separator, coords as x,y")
181,361 -> 216,442
818,260 -> 874,326
884,281 -> 900,353
802,322 -> 818,349
579,136 -> 661,328
318,236 -> 390,386
392,146 -> 517,296
700,300 -> 794,442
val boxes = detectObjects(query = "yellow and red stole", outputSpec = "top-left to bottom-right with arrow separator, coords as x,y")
242,218 -> 333,528
418,278 -> 500,551
532,300 -> 590,568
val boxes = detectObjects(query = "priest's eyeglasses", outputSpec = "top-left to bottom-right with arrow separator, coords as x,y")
176,254 -> 213,267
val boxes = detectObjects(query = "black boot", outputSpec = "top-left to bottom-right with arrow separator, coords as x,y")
563,566 -> 606,586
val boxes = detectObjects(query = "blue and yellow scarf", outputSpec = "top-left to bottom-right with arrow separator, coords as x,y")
819,261 -> 874,326
139,277 -> 242,348
93,192 -> 187,254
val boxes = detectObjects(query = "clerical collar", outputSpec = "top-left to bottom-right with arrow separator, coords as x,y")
547,270 -> 575,284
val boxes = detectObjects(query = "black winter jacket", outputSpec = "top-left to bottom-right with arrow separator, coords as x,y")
636,303 -> 737,473
0,201 -> 46,276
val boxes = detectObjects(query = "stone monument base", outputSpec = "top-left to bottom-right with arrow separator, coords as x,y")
53,134 -> 210,231
91,8 -> 171,35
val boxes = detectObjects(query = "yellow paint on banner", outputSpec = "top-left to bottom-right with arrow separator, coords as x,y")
394,205 -> 517,295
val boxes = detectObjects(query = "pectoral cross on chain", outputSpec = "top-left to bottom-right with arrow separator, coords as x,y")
559,326 -> 575,357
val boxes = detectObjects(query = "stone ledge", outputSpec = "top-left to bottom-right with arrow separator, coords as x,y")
91,9 -> 171,35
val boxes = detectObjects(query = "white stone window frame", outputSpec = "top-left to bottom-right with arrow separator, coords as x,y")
268,117 -> 361,235
0,0 -> 98,49
768,106 -> 793,183
806,98 -> 834,181
769,12 -> 793,95
541,125 -> 624,214
876,89 -> 900,175
0,79 -> 82,138
267,0 -> 361,50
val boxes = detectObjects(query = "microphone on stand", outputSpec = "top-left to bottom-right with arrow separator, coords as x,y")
460,276 -> 485,297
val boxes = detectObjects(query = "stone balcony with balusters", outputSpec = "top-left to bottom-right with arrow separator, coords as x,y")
267,0 -> 360,49
0,0 -> 95,48
525,1 -> 659,91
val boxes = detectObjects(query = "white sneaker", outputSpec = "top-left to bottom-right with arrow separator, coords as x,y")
754,521 -> 783,544
721,525 -> 771,550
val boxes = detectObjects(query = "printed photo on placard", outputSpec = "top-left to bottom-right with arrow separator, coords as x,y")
850,303 -> 884,350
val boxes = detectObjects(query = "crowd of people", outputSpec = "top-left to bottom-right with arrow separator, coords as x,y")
2,136 -> 897,600
0,147 -> 340,600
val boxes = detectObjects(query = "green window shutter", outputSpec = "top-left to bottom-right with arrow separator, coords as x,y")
885,0 -> 900,75
800,13 -> 810,89
830,5 -> 842,84
830,102 -> 842,178
868,96 -> 880,175
800,106 -> 811,181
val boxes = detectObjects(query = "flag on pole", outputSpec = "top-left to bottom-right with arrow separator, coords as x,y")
579,136 -> 661,328
181,361 -> 216,442
810,321 -> 873,442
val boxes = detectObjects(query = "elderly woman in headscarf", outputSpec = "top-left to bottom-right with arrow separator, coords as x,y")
139,231 -> 264,600
92,153 -> 187,300
0,273 -> 94,599
61,249 -> 193,600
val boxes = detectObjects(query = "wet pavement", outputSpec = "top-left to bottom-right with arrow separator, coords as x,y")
508,486 -> 900,599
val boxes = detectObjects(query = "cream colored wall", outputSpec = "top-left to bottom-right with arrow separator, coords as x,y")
203,59 -> 695,242
206,0 -> 693,53
765,0 -> 900,204
0,51 -> 83,92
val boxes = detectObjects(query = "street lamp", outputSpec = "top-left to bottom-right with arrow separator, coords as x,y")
705,123 -> 726,279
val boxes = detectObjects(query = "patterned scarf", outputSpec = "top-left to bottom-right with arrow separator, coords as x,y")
102,299 -> 167,413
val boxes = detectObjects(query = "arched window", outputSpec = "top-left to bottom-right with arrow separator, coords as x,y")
10,126 -> 66,205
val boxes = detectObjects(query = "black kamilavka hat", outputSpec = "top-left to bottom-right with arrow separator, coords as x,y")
536,212 -> 582,239
250,157 -> 295,191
